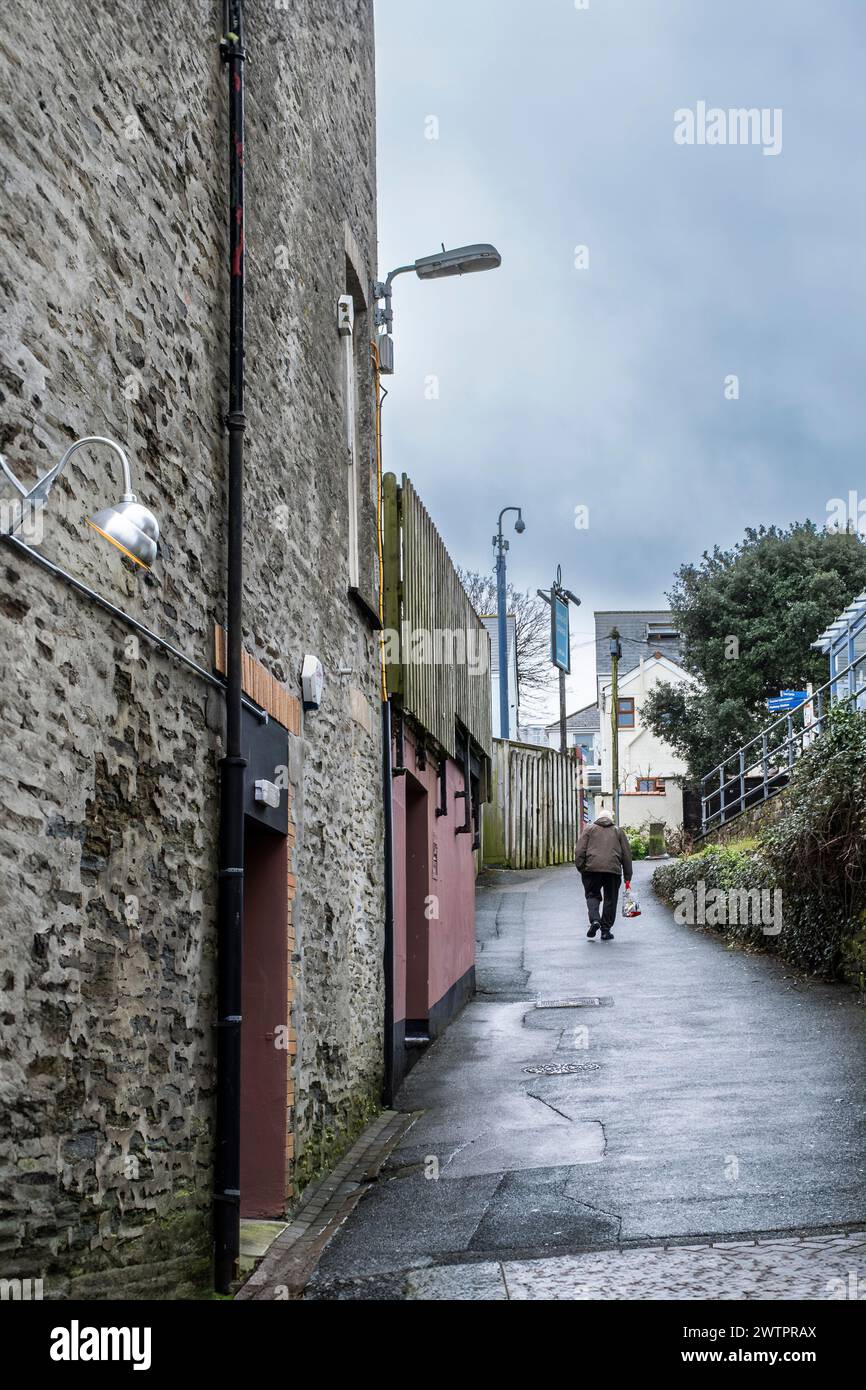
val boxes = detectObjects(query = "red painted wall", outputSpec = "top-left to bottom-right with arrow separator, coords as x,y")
391,723 -> 477,1025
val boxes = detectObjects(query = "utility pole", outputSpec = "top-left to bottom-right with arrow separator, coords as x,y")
559,661 -> 568,754
609,627 -> 622,823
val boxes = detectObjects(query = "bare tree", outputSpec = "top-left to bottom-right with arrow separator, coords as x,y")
457,567 -> 554,718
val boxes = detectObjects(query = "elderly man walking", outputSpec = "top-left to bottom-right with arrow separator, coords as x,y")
574,811 -> 633,940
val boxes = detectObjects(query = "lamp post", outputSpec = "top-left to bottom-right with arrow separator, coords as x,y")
493,506 -> 525,741
373,239 -> 501,1105
536,565 -> 581,753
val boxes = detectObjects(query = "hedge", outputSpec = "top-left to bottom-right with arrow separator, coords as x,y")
653,705 -> 866,983
652,843 -> 777,953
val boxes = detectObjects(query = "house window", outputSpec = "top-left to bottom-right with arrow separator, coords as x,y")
617,697 -> 635,728
637,777 -> 665,793
646,622 -> 678,642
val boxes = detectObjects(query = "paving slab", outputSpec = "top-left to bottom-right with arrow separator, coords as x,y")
308,1232 -> 866,1301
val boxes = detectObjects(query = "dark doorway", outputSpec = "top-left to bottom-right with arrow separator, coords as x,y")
682,783 -> 703,832
405,774 -> 430,1029
240,818 -> 289,1219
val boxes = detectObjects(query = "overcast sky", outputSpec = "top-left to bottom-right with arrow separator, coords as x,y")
373,0 -> 866,717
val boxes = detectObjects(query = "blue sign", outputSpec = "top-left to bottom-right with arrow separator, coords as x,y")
552,594 -> 570,673
767,691 -> 807,713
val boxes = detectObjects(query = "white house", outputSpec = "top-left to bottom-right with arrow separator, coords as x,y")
593,611 -> 695,830
543,702 -> 599,757
516,722 -> 552,748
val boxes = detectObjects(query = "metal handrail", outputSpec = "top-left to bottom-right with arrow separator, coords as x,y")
700,649 -> 866,833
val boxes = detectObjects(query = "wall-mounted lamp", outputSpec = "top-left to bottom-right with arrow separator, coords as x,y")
373,242 -> 502,374
0,435 -> 159,570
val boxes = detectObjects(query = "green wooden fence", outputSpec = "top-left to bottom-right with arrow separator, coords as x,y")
382,472 -> 492,769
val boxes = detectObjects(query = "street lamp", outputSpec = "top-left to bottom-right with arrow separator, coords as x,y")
0,435 -> 159,570
373,243 -> 502,374
493,506 -> 525,741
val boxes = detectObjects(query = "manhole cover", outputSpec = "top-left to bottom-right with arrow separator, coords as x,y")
522,1061 -> 602,1076
535,996 -> 613,1009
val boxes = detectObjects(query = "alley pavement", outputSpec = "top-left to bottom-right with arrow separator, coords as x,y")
306,859 -> 866,1299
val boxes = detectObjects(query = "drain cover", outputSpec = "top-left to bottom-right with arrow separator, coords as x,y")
535,996 -> 613,1009
523,1061 -> 602,1076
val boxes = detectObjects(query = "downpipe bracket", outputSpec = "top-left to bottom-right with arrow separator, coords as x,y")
219,38 -> 247,63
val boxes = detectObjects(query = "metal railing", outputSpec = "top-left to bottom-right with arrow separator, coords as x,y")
700,650 -> 866,834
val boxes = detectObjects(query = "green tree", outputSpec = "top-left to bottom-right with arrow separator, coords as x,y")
643,523 -> 866,781
456,568 -> 552,716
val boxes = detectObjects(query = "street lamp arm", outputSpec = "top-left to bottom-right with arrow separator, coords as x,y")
27,436 -> 136,506
497,505 -> 522,529
383,265 -> 416,292
373,264 -> 415,301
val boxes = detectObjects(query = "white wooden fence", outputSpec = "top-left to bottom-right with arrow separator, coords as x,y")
482,740 -> 584,869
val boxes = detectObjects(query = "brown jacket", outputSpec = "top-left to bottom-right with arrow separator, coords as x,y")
575,814 -> 633,880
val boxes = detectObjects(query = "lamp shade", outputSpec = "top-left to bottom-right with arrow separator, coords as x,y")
414,243 -> 502,280
87,497 -> 159,570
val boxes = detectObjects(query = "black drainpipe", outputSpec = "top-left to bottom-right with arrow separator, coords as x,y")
382,699 -> 395,1107
214,0 -> 247,1295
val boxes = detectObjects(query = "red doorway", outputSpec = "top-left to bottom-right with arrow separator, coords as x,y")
240,819 -> 289,1219
405,774 -> 430,1026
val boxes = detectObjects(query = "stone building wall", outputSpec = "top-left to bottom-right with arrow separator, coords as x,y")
0,0 -> 382,1297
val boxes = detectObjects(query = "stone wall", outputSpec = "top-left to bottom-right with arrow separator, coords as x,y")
700,790 -> 789,846
0,0 -> 382,1297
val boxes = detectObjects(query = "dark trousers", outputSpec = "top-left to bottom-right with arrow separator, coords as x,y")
582,871 -> 620,929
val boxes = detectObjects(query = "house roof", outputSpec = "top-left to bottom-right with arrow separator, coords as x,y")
599,653 -> 695,694
595,610 -> 682,677
545,701 -> 600,734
